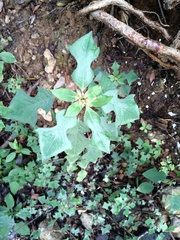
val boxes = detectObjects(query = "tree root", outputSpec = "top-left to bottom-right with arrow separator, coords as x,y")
78,0 -> 180,71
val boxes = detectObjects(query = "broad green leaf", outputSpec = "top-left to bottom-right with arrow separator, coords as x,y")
5,193 -> 15,210
66,119 -> 89,156
5,152 -> 16,163
81,144 -> 102,167
95,70 -> 116,93
14,222 -> 30,236
0,51 -> 16,63
51,88 -> 77,102
89,95 -> 112,107
111,61 -> 120,76
65,102 -> 82,117
10,182 -> 21,195
102,90 -> 139,126
84,107 -> 110,153
137,182 -> 154,194
0,61 -> 4,83
6,87 -> 54,126
8,139 -> 19,150
119,84 -> 131,95
143,167 -> 166,184
21,148 -> 31,155
0,149 -> 10,158
0,215 -> 14,239
36,110 -> 76,160
69,31 -> 100,90
77,169 -> 87,182
85,85 -> 102,99
101,117 -> 118,140
119,70 -> 138,85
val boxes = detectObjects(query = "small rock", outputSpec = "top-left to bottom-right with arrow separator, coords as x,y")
161,186 -> 180,238
171,217 -> 180,238
47,73 -> 55,83
39,219 -> 64,240
80,212 -> 93,229
44,49 -> 56,74
37,108 -> 52,122
0,1 -> 3,13
53,76 -> 65,89
31,33 -> 40,39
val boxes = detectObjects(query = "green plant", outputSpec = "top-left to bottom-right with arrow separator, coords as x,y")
3,77 -> 23,94
160,157 -> 175,175
0,51 -> 16,83
4,32 -> 139,180
0,32 -> 173,239
137,167 -> 167,194
140,120 -> 152,133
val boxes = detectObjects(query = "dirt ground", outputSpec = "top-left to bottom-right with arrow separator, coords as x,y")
0,0 -> 180,238
1,0 -> 179,157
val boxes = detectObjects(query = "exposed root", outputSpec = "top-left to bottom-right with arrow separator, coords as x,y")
78,0 -> 171,40
78,0 -> 180,71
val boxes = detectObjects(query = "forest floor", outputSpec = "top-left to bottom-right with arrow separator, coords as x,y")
0,0 -> 180,239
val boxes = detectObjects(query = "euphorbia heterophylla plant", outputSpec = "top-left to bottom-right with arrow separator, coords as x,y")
4,31 -> 139,179
36,32 -> 139,163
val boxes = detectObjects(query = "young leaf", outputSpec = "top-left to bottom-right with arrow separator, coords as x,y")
119,70 -> 138,85
102,90 -> 139,126
143,167 -> 166,184
69,31 -> 100,90
77,169 -> 87,182
51,88 -> 77,102
89,95 -> 112,107
111,61 -> 120,76
10,182 -> 21,195
6,87 -> 54,126
65,102 -> 82,117
85,85 -> 102,99
95,70 -> 116,93
84,107 -> 110,153
137,182 -> 154,194
6,152 -> 16,163
36,110 -> 76,160
5,193 -> 15,210
0,51 -> 16,63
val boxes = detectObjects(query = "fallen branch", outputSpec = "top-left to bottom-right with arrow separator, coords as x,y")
78,0 -> 180,71
88,10 -> 180,70
78,0 -> 171,41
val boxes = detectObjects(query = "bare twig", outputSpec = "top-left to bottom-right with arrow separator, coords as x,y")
142,10 -> 168,27
157,0 -> 167,24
